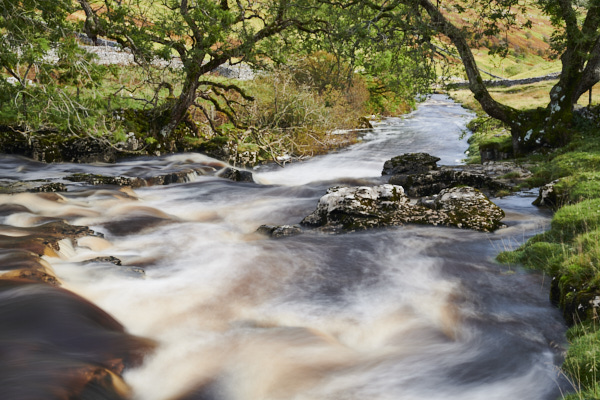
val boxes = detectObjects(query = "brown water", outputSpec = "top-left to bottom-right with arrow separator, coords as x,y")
0,95 -> 569,399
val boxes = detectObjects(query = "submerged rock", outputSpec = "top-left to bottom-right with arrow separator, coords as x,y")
0,279 -> 154,399
301,184 -> 505,233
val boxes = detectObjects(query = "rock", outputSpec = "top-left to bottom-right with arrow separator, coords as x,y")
218,167 -> 254,183
0,179 -> 67,194
418,186 -> 505,232
87,256 -> 123,266
390,167 -> 509,197
65,173 -> 146,188
300,185 -> 412,232
257,224 -> 303,238
29,182 -> 67,193
479,142 -> 512,162
381,153 -> 440,176
65,166 -> 250,188
532,180 -> 567,209
301,185 -> 505,233
387,162 -> 531,197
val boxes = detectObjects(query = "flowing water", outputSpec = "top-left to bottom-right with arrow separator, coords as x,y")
0,95 -> 568,399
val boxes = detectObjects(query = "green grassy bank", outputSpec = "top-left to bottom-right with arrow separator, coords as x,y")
450,84 -> 600,399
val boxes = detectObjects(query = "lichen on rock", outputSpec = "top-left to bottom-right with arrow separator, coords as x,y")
301,184 -> 505,233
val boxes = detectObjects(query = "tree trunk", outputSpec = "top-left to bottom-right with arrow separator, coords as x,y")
575,36 -> 600,101
159,76 -> 200,138
418,0 -> 528,152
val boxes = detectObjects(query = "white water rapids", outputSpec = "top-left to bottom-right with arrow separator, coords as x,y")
0,95 -> 569,399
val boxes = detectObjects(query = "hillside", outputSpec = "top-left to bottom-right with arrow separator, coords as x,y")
442,1 -> 561,80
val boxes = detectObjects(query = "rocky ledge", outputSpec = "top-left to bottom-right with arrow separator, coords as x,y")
300,184 -> 504,233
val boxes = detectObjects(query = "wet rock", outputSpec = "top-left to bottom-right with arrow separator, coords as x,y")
300,185 -> 413,232
218,167 -> 254,183
257,224 -> 303,238
533,180 -> 567,209
387,162 -> 530,197
301,185 -> 505,233
65,173 -> 146,188
0,179 -> 67,194
0,279 -> 154,399
88,256 -> 123,266
29,182 -> 68,192
390,167 -> 509,197
381,153 -> 440,176
65,166 -> 248,188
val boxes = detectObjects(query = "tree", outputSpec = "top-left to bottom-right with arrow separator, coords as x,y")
423,0 -> 599,152
273,0 -> 438,112
338,0 -> 600,153
0,0 -> 108,136
78,0 -> 331,140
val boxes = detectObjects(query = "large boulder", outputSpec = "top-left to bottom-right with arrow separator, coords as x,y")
386,160 -> 530,197
301,185 -> 412,232
301,185 -> 505,233
381,153 -> 440,175
390,167 -> 509,197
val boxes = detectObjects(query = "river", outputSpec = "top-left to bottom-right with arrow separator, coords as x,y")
0,95 -> 569,399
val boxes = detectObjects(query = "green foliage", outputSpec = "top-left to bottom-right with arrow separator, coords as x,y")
0,0 -> 111,137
